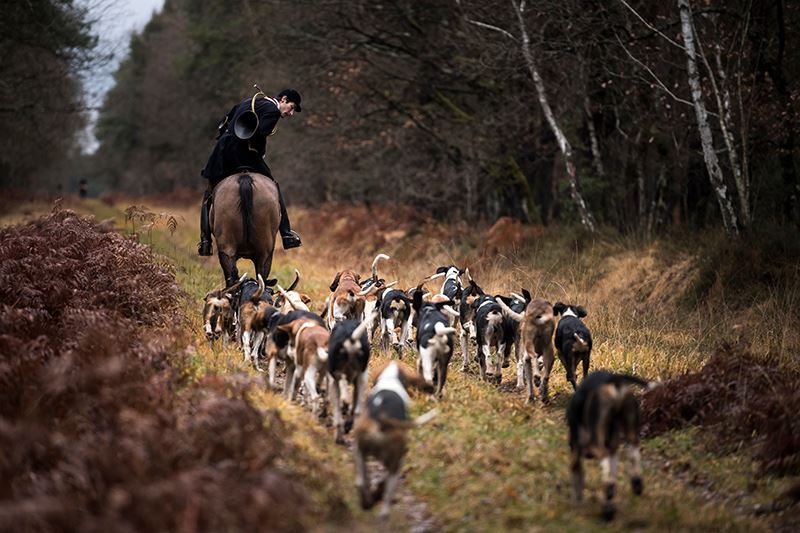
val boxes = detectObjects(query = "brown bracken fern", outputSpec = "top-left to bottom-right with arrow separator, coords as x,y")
0,209 -> 346,531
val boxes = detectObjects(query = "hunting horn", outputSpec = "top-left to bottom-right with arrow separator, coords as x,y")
233,84 -> 266,140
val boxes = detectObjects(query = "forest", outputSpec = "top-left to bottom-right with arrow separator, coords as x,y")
3,0 -> 798,235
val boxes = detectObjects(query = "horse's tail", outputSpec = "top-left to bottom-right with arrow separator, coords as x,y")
238,174 -> 254,243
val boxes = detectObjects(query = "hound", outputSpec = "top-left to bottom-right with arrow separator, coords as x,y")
378,288 -> 414,350
472,293 -> 507,383
567,371 -> 651,520
202,274 -> 246,347
272,269 -> 311,313
237,275 -> 274,370
497,295 -> 557,403
554,302 -> 593,391
436,265 -> 464,326
412,290 -> 458,396
359,253 -> 393,340
403,272 -> 445,337
328,311 -> 374,443
264,309 -> 325,391
275,315 -> 330,413
353,362 -> 437,520
327,269 -> 366,330
458,269 -> 482,372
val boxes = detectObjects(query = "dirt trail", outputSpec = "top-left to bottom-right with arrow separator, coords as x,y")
264,352 -> 438,531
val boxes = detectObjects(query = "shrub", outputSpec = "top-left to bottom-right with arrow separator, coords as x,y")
0,209 -> 345,531
641,341 -> 800,475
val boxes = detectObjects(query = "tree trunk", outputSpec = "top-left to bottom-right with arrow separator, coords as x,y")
514,1 -> 597,232
714,45 -> 749,225
678,0 -> 739,237
636,144 -> 647,230
584,95 -> 605,180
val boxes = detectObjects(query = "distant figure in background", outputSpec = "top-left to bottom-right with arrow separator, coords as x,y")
78,179 -> 88,198
198,88 -> 303,256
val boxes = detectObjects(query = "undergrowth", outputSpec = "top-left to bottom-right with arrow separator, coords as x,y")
0,208 -> 349,531
642,341 -> 800,476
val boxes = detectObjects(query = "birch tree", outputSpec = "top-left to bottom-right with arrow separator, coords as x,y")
678,0 -> 740,237
458,0 -> 597,232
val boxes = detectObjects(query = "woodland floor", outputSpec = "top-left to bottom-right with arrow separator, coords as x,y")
3,196 -> 799,532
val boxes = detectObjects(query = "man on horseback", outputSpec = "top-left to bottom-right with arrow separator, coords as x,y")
198,88 -> 303,255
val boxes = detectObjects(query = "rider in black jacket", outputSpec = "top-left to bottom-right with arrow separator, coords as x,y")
198,88 -> 303,255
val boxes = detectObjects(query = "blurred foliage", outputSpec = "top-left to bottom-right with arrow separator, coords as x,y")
0,0 -> 99,189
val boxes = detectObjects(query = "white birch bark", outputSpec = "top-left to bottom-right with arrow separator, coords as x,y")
714,45 -> 749,224
513,1 -> 597,232
678,0 -> 739,237
584,96 -> 606,180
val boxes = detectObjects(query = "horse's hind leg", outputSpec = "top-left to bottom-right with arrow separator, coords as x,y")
256,253 -> 273,285
219,252 -> 239,287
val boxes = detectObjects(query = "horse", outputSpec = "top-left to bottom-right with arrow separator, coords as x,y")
210,172 -> 281,287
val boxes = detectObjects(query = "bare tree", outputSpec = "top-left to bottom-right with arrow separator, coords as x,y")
458,0 -> 597,232
678,0 -> 739,237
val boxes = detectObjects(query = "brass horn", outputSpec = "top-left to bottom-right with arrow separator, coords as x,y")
233,84 -> 266,140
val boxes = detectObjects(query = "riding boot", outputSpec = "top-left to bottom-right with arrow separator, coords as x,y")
275,181 -> 302,249
198,188 -> 213,256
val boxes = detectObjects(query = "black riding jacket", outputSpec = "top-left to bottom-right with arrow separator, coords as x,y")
201,96 -> 282,187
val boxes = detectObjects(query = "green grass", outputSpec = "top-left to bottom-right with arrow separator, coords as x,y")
402,361 -> 776,532
18,197 -> 794,531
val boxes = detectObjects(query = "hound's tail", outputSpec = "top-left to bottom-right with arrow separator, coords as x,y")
432,322 -> 456,351
238,174 -> 254,244
609,373 -> 658,390
573,332 -> 589,352
377,408 -> 439,430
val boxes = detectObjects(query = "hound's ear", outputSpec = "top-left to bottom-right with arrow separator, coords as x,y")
576,306 -> 588,318
522,289 -> 532,303
436,266 -> 448,274
266,312 -> 282,331
300,293 -> 312,304
553,302 -> 566,316
455,286 -> 463,300
276,323 -> 293,333
458,268 -> 465,275
203,291 -> 216,301
469,279 -> 484,295
412,289 -> 423,311
330,272 -> 342,292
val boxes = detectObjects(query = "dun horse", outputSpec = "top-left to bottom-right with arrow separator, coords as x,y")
210,173 -> 280,287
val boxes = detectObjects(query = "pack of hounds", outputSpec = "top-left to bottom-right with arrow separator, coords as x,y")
202,254 -> 656,521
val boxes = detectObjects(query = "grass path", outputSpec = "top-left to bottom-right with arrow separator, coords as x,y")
14,197 -> 789,531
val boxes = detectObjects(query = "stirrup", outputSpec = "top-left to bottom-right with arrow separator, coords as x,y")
198,239 -> 213,256
281,230 -> 302,250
